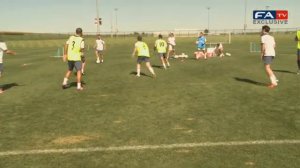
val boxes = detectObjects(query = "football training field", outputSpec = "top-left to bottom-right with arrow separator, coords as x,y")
0,34 -> 299,167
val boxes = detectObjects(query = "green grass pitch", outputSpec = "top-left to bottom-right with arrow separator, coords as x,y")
0,34 -> 299,168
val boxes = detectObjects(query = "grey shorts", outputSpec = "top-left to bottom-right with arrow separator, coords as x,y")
137,56 -> 150,63
68,61 -> 82,71
97,50 -> 104,55
81,56 -> 86,63
263,56 -> 274,65
157,53 -> 166,58
0,64 -> 3,73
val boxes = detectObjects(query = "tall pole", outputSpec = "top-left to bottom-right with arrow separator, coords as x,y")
110,12 -> 113,37
96,0 -> 100,34
114,8 -> 118,34
207,7 -> 210,32
244,0 -> 247,33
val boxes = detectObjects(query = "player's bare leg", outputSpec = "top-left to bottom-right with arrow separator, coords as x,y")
62,70 -> 72,89
146,62 -> 156,78
136,64 -> 141,77
265,64 -> 278,87
76,70 -> 83,90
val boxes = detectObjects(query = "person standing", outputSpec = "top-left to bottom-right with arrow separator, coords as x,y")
154,34 -> 169,69
0,39 -> 16,94
62,28 -> 85,91
94,35 -> 106,64
132,35 -> 156,78
295,30 -> 300,74
261,25 -> 278,88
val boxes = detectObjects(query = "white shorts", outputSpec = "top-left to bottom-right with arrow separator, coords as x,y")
168,44 -> 175,51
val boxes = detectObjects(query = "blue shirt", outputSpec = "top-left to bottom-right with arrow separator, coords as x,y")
197,36 -> 206,49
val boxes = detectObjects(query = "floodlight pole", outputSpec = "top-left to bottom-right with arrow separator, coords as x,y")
96,0 -> 100,34
114,8 -> 119,34
244,0 -> 247,34
207,7 -> 210,32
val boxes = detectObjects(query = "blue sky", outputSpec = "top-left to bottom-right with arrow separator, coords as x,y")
0,0 -> 299,33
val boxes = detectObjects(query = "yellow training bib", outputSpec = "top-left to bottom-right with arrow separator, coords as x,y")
155,39 -> 167,53
136,42 -> 150,57
67,36 -> 84,61
297,30 -> 300,49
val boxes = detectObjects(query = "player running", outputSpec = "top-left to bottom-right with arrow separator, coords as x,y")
154,34 -> 169,69
295,30 -> 300,75
62,28 -> 85,91
261,25 -> 278,88
94,35 -> 106,64
196,32 -> 207,60
0,39 -> 16,94
132,35 -> 156,78
167,33 -> 176,62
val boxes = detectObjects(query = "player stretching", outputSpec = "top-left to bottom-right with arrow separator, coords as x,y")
295,30 -> 300,75
94,35 -> 106,64
261,25 -> 278,88
167,33 -> 176,65
62,28 -> 85,91
0,40 -> 16,94
196,32 -> 207,60
132,35 -> 156,78
154,34 -> 169,69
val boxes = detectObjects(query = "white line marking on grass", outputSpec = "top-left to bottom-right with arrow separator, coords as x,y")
0,139 -> 299,157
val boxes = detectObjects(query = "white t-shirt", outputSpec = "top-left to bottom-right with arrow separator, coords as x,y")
261,34 -> 276,56
95,39 -> 105,51
0,42 -> 8,63
168,37 -> 176,46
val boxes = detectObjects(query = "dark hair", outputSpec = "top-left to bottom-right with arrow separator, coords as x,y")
158,34 -> 163,39
76,28 -> 83,34
137,35 -> 142,41
262,25 -> 270,33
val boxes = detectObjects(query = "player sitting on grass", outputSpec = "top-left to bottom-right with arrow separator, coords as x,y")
154,34 -> 169,69
167,33 -> 176,63
195,32 -> 207,60
0,39 -> 16,94
132,35 -> 156,78
62,28 -> 85,91
295,30 -> 300,75
94,35 -> 106,64
261,25 -> 278,88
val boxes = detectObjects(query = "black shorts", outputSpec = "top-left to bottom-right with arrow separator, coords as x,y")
68,61 -> 82,71
263,56 -> 274,65
137,56 -> 150,63
297,49 -> 300,57
81,56 -> 86,63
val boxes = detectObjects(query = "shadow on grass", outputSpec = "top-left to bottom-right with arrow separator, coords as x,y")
152,65 -> 164,69
234,77 -> 266,86
1,83 -> 21,91
274,70 -> 296,74
130,72 -> 152,78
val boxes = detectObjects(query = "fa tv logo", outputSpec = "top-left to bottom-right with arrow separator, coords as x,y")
253,10 -> 288,24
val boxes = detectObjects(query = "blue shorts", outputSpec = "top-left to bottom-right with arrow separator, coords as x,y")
68,61 -> 82,71
263,56 -> 274,65
137,56 -> 150,63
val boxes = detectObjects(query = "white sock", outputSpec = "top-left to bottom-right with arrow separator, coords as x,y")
270,75 -> 278,85
77,83 -> 82,89
137,68 -> 141,76
63,78 -> 68,85
163,63 -> 166,69
167,62 -> 170,66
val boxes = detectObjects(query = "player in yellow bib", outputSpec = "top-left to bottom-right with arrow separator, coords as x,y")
62,28 -> 85,91
132,36 -> 156,78
154,34 -> 170,69
295,30 -> 300,74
